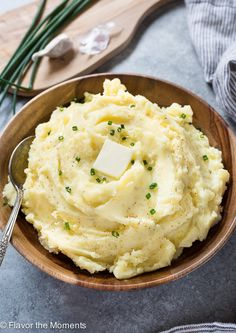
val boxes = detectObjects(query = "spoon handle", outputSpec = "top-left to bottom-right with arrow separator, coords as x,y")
0,190 -> 23,266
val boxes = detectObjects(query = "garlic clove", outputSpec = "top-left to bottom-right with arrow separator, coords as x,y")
32,33 -> 74,61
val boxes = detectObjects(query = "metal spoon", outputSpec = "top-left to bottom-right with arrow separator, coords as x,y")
0,136 -> 34,266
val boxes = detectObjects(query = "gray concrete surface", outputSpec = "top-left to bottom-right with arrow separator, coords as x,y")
0,1 -> 235,333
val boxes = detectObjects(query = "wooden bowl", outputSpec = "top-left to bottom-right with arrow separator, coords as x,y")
0,73 -> 235,290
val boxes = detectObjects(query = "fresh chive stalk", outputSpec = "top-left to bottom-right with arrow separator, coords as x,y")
0,0 -> 47,84
1,0 -> 89,81
0,0 -> 90,111
0,0 -> 69,81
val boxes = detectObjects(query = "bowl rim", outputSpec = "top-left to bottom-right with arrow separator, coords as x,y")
1,72 -> 236,290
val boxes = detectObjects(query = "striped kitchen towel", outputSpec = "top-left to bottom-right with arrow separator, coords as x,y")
161,322 -> 236,333
185,0 -> 236,121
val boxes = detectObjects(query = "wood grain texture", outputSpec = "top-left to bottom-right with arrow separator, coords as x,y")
0,0 -> 173,96
0,73 -> 235,290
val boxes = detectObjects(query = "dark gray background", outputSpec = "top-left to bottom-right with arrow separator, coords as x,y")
0,1 -> 235,332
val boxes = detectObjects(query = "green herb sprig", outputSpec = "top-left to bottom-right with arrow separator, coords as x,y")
64,222 -> 71,230
112,231 -> 119,238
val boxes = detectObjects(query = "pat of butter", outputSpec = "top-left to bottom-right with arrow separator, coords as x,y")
93,139 -> 133,179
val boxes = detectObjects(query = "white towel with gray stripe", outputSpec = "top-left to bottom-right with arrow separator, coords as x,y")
185,0 -> 236,121
160,322 -> 236,333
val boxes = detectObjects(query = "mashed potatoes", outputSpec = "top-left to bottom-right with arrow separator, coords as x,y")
3,79 -> 229,279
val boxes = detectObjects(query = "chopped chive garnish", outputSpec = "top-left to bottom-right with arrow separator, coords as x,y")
58,106 -> 64,112
96,177 -> 101,183
3,198 -> 8,206
78,97 -> 85,103
110,129 -> 115,136
64,222 -> 71,230
131,160 -> 135,165
117,127 -> 122,132
146,193 -> 151,200
143,160 -> 148,165
72,126 -> 78,131
90,168 -> 95,176
58,135 -> 64,141
130,142 -> 135,146
108,120 -> 112,125
122,137 -> 127,141
47,130 -> 51,136
75,156 -> 81,163
150,208 -> 156,215
180,113 -> 186,119
130,104 -> 135,108
121,124 -> 125,129
147,166 -> 153,171
112,231 -> 119,238
65,186 -> 71,193
58,170 -> 62,176
203,155 -> 208,161
102,177 -> 107,182
149,182 -> 158,190
200,134 -> 205,138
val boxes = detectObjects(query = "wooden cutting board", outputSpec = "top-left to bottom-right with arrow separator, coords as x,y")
0,0 -> 172,96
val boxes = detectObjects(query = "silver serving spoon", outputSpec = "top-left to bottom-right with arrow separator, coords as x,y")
0,136 -> 34,266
